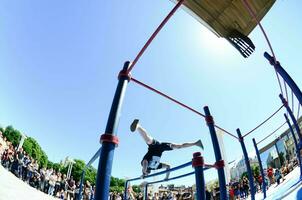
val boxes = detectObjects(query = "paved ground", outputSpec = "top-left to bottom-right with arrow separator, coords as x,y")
249,167 -> 302,200
0,165 -> 58,200
1,164 -> 302,200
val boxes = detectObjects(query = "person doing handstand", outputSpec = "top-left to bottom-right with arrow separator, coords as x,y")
130,119 -> 203,179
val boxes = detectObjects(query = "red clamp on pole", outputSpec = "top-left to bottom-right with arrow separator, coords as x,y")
118,70 -> 132,82
214,160 -> 225,169
281,98 -> 288,107
205,115 -> 214,125
100,134 -> 119,147
192,152 -> 204,167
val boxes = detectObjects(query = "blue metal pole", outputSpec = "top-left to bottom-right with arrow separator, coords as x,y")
252,138 -> 266,198
95,61 -> 131,200
264,52 -> 302,106
203,106 -> 227,200
78,170 -> 86,200
124,181 -> 129,200
192,152 -> 206,200
144,184 -> 148,200
279,94 -> 302,143
284,114 -> 302,177
236,129 -> 255,200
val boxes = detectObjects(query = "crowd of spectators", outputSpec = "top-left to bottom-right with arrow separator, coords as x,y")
1,129 -> 299,200
0,131 -> 95,200
227,158 -> 298,200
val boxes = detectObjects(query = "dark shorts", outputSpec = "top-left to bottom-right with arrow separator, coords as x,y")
141,140 -> 173,170
151,140 -> 173,151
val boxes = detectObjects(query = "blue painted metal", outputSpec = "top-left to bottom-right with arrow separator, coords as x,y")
78,147 -> 102,200
144,184 -> 148,200
264,52 -> 302,108
127,161 -> 192,182
87,147 -> 102,167
193,153 -> 206,200
78,170 -> 86,200
124,161 -> 192,200
203,106 -> 227,200
252,138 -> 266,198
147,171 -> 195,185
95,61 -> 131,200
123,181 -> 129,200
279,94 -> 302,142
237,129 -> 255,200
284,114 -> 302,177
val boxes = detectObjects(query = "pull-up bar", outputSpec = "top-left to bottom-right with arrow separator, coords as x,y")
242,104 -> 284,138
131,77 -> 238,139
127,0 -> 185,73
124,160 -> 191,200
256,121 -> 287,145
242,0 -> 285,99
126,161 -> 192,182
146,171 -> 195,186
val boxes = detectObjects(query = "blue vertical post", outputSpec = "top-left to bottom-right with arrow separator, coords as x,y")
279,94 -> 302,142
236,129 -> 255,200
78,170 -> 86,200
252,138 -> 266,198
264,52 -> 302,107
192,152 -> 206,200
95,61 -> 131,200
284,114 -> 302,177
203,106 -> 227,200
124,181 -> 129,200
144,184 -> 148,200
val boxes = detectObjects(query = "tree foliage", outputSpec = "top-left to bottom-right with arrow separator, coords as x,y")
1,125 -> 125,191
2,126 -> 21,147
23,137 -> 48,167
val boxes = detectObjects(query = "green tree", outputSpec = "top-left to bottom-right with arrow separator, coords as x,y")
85,166 -> 97,184
251,164 -> 260,177
2,126 -> 21,147
23,137 -> 48,167
47,161 -> 54,169
241,172 -> 248,179
132,185 -> 141,193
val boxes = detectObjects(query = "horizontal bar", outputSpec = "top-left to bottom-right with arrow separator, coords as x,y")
127,161 -> 192,182
146,167 -> 210,186
256,121 -> 287,145
243,105 -> 284,138
86,147 -> 102,167
147,172 -> 194,185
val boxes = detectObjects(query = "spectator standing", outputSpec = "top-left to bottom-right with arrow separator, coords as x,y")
67,176 -> 76,200
48,170 -> 58,195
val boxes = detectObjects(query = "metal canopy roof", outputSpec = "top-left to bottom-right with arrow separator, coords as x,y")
172,0 -> 276,57
177,0 -> 276,37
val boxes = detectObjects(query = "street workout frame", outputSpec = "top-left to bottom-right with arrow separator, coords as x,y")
93,1 -> 302,200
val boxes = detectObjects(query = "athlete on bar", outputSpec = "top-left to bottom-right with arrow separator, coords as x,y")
130,119 -> 204,179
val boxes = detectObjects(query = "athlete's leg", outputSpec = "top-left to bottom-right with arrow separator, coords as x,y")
170,139 -> 203,149
160,163 -> 171,180
130,119 -> 153,145
141,159 -> 149,177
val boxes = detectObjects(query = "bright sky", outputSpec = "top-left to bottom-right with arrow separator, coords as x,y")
1,0 -> 302,186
